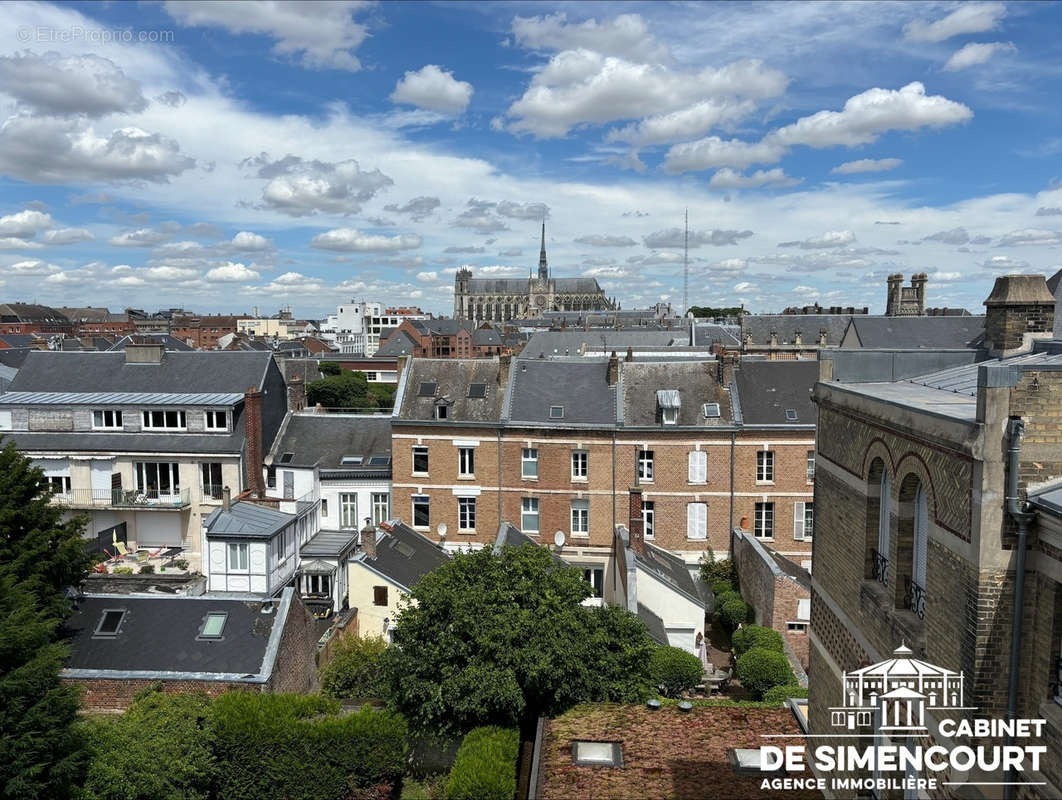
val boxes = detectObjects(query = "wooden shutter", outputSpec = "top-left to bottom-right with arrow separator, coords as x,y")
687,502 -> 707,539
793,501 -> 805,540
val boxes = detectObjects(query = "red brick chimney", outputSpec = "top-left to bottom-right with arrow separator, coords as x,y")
361,518 -> 377,559
244,386 -> 265,497
628,487 -> 645,556
287,374 -> 305,412
607,351 -> 619,386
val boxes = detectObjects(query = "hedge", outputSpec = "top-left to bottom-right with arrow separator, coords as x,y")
446,726 -> 520,800
731,625 -> 784,657
320,635 -> 389,700
649,646 -> 704,698
762,684 -> 808,704
211,693 -> 407,800
711,580 -> 734,597
735,647 -> 796,699
719,598 -> 750,630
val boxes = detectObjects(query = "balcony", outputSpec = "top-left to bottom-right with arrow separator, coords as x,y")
870,549 -> 889,586
278,487 -> 319,516
905,578 -> 927,620
57,487 -> 191,510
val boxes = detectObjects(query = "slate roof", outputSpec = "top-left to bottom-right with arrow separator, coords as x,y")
692,323 -> 740,347
842,315 -> 986,349
0,364 -> 16,393
356,520 -> 449,591
3,426 -> 251,455
472,327 -> 502,346
732,360 -> 818,426
467,278 -> 530,293
620,361 -> 732,427
507,359 -> 615,426
63,591 -> 291,680
637,603 -> 668,645
270,414 -> 391,473
524,330 -> 685,357
0,347 -> 32,369
300,529 -> 358,559
56,307 -> 112,323
740,314 -> 851,346
374,330 -> 417,357
635,543 -> 705,607
396,359 -> 503,423
204,501 -> 295,539
108,333 -> 193,351
0,334 -> 36,348
0,303 -> 68,324
281,358 -> 324,385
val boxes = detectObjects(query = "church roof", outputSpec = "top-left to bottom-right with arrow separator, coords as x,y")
463,277 -> 605,294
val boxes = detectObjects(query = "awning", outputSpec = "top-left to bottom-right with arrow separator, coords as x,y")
298,559 -> 337,575
656,389 -> 681,409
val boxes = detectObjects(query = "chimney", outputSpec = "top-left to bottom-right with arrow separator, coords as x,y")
793,330 -> 802,346
124,341 -> 164,364
361,518 -> 377,559
243,386 -> 265,497
768,329 -> 778,347
498,354 -> 511,386
625,345 -> 634,362
716,351 -> 737,386
287,374 -> 305,412
607,351 -> 619,386
628,488 -> 645,556
222,486 -> 231,512
983,274 -> 1056,357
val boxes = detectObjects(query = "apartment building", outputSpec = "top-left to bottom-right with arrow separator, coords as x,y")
319,301 -> 429,356
0,343 -> 287,568
171,314 -> 241,349
807,275 -> 1062,793
382,318 -> 505,359
390,353 -> 817,567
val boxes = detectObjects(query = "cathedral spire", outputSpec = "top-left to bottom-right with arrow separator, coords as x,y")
538,221 -> 548,280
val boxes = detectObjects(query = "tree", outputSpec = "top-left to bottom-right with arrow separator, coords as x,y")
735,647 -> 795,699
649,646 -> 704,698
318,361 -> 341,376
305,371 -> 372,409
698,547 -> 733,589
320,635 -> 389,700
384,544 -> 655,737
688,306 -> 744,319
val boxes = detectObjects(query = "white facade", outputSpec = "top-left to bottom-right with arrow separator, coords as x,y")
319,301 -> 427,356
635,569 -> 704,652
268,466 -> 391,532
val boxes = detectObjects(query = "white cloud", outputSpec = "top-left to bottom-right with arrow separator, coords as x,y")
583,265 -> 630,278
0,209 -> 53,238
0,52 -> 147,117
511,13 -> 670,62
734,281 -> 755,292
779,230 -> 856,249
384,196 -> 441,221
163,0 -> 371,70
0,237 -> 41,250
110,227 -> 176,247
574,234 -> 638,247
452,199 -> 509,234
924,227 -> 970,245
983,254 -> 1031,271
496,201 -> 550,220
41,227 -> 94,245
708,167 -> 801,189
143,265 -> 199,281
943,41 -> 1017,71
904,3 -> 1006,42
205,261 -> 261,282
831,158 -> 903,174
996,229 -> 1062,247
9,259 -> 59,275
664,136 -> 786,174
391,65 -> 473,114
644,228 -> 753,248
607,98 -> 756,148
230,231 -> 272,251
310,228 -> 422,252
244,154 -> 393,216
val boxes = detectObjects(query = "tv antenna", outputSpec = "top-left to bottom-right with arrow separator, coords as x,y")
683,208 -> 689,316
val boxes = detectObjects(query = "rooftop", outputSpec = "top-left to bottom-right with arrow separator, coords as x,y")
270,413 -> 391,473
300,528 -> 358,559
620,361 -> 731,427
507,358 -> 616,426
355,520 -> 450,591
841,315 -> 985,350
204,501 -> 295,539
732,360 -> 818,426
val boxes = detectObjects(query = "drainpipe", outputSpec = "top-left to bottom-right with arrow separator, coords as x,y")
729,429 -> 736,559
1004,418 -> 1036,800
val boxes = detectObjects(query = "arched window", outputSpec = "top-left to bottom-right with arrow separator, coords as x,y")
876,470 -> 891,584
865,458 -> 890,586
896,474 -> 928,619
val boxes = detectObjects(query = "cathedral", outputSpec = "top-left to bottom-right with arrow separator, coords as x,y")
453,224 -> 617,321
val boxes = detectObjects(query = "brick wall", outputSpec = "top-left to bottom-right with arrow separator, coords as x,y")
268,593 -> 320,694
66,677 -> 252,713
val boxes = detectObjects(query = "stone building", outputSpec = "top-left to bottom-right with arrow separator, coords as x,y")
453,224 -> 616,321
885,272 -> 928,316
808,274 -> 1062,793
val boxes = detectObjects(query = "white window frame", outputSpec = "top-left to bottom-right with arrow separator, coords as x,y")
204,409 -> 228,431
756,450 -> 774,483
806,450 -> 816,483
412,494 -> 430,529
688,450 -> 707,484
793,500 -> 813,541
92,409 -> 123,430
458,496 -> 476,531
643,501 -> 655,538
521,496 -> 540,533
686,502 -> 707,540
787,622 -> 808,633
412,445 -> 429,476
755,502 -> 774,539
0,410 -> 11,431
637,450 -> 654,482
372,492 -> 390,525
339,493 -> 358,529
521,448 -> 538,480
571,499 -> 589,536
458,447 -> 475,477
662,407 -> 678,425
227,542 -> 248,572
571,450 -> 588,480
134,461 -> 180,496
46,475 -> 72,495
583,567 -> 604,597
141,409 -> 187,430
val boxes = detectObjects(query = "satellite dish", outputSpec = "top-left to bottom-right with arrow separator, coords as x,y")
437,523 -> 448,539
553,530 -> 566,548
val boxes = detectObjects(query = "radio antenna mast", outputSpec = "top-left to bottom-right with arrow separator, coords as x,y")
683,208 -> 689,316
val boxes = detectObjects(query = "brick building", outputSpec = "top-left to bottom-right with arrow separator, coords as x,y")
383,318 -> 506,358
807,274 -> 1062,793
391,354 -> 817,567
0,303 -> 73,336
171,314 -> 241,349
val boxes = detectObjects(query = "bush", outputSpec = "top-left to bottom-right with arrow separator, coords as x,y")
320,635 -> 389,700
319,361 -> 342,376
649,646 -> 704,698
762,684 -> 808,704
711,580 -> 734,597
212,693 -> 407,800
731,625 -> 784,657
446,727 -> 520,800
113,566 -> 133,574
719,598 -> 750,630
736,647 -> 795,699
173,558 -> 189,570
699,548 -> 734,587
715,589 -> 741,608
138,564 -> 154,574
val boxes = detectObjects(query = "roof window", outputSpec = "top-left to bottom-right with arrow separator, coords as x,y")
198,612 -> 228,640
785,408 -> 798,421
467,383 -> 487,398
341,456 -> 363,466
279,452 -> 294,464
572,740 -> 623,767
367,455 -> 391,466
549,406 -> 564,419
94,608 -> 126,637
702,403 -> 721,418
418,382 -> 438,397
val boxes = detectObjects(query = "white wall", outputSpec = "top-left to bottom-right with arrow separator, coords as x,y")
636,569 -> 704,653
319,478 -> 391,531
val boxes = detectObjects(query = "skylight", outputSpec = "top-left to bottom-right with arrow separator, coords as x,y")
549,406 -> 564,419
418,382 -> 438,397
279,452 -> 294,464
367,455 -> 391,466
198,612 -> 228,640
572,741 -> 623,767
467,383 -> 487,398
341,456 -> 363,465
94,608 -> 126,637
393,540 -> 416,558
785,408 -> 798,421
702,403 -> 721,418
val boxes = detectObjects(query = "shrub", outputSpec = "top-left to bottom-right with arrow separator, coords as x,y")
649,646 -> 704,698
762,684 -> 808,704
719,598 -> 750,630
699,548 -> 734,587
173,558 -> 189,570
715,589 -> 741,608
319,361 -> 342,376
138,564 -> 154,574
446,727 -> 520,800
711,580 -> 734,597
212,693 -> 407,800
731,625 -> 784,657
113,566 -> 133,574
736,647 -> 795,699
320,635 -> 389,700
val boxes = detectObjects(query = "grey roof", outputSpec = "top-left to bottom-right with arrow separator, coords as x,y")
507,359 -> 615,426
63,592 -> 289,680
842,315 -> 985,349
621,361 -> 732,427
1029,481 -> 1062,518
357,521 -> 449,590
1048,267 -> 1062,340
281,358 -> 324,384
472,327 -> 502,346
397,359 -> 503,423
3,427 -> 250,455
0,334 -> 36,348
637,603 -> 668,646
9,351 -> 273,394
741,314 -> 851,346
0,347 -> 32,369
374,330 -> 417,357
204,501 -> 295,539
732,361 -> 818,426
635,543 -> 704,607
467,278 -> 531,293
692,323 -> 740,347
300,529 -> 358,559
554,277 -> 605,293
271,414 -> 391,472
825,348 -> 982,383
492,521 -> 566,563
108,334 -> 193,351
0,391 -> 244,406
524,330 -> 685,357
0,363 -> 16,393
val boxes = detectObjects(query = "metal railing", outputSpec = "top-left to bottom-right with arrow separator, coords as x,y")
905,577 -> 927,620
57,487 -> 191,509
202,483 -> 225,501
870,549 -> 889,586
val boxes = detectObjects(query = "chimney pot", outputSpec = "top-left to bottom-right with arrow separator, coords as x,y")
607,351 -> 619,386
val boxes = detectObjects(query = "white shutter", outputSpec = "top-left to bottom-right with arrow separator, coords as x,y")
797,598 -> 811,621
687,502 -> 707,539
698,504 -> 707,539
687,503 -> 696,538
688,451 -> 706,483
793,501 -> 806,541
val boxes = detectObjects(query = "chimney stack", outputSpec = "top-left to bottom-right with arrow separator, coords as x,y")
222,485 -> 231,512
498,354 -> 511,386
628,488 -> 645,556
124,341 -> 164,364
361,518 -> 377,559
625,345 -> 634,362
287,374 -> 305,412
607,351 -> 619,386
243,386 -> 265,497
983,274 -> 1056,357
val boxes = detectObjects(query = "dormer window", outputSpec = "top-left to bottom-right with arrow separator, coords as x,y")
435,401 -> 450,420
657,390 -> 680,425
92,409 -> 123,430
204,410 -> 227,430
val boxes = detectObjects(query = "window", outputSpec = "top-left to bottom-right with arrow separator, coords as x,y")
794,501 -> 814,541
785,408 -> 798,421
787,622 -> 808,633
572,741 -> 623,767
702,402 -> 721,418
412,446 -> 429,475
303,574 -> 331,596
757,450 -> 774,482
200,462 -> 223,499
877,470 -> 891,584
571,499 -> 589,536
320,498 -> 328,517
417,382 -> 437,397
198,612 -> 228,639
412,495 -> 430,528
468,383 -> 487,398
374,586 -> 388,606
913,485 -> 928,591
522,448 -> 538,479
341,456 -> 363,466
135,461 -> 180,496
92,409 -> 123,429
583,568 -> 604,597
688,450 -> 707,483
662,407 -> 678,425
141,409 -> 186,430
204,410 -> 227,430
637,450 -> 654,482
46,475 -> 71,495
339,493 -> 358,529
435,403 -> 448,420
372,493 -> 390,525
227,542 -> 248,571
521,497 -> 540,532
458,447 -> 475,477
266,465 -> 276,489
755,502 -> 774,539
459,497 -> 476,531
806,450 -> 816,483
94,609 -> 126,637
550,405 -> 565,419
643,501 -> 655,538
571,450 -> 588,480
687,502 -> 707,539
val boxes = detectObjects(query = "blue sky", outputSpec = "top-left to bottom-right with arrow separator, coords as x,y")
0,1 -> 1060,317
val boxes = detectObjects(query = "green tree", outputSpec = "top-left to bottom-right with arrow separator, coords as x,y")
735,647 -> 795,699
368,382 -> 397,411
698,547 -> 733,589
320,635 -> 389,700
688,306 -> 744,319
649,646 -> 704,698
318,360 -> 341,376
305,370 -> 372,409
384,544 -> 655,737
